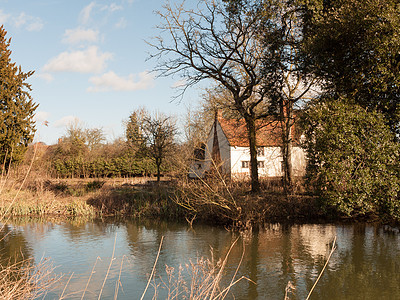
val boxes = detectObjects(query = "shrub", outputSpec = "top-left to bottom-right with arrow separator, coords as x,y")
302,100 -> 400,221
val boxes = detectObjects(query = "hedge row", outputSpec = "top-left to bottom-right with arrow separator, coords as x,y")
50,155 -> 158,178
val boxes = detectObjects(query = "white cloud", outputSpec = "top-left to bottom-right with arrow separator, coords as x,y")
62,28 -> 99,44
171,79 -> 187,88
34,111 -> 50,124
54,116 -> 81,128
36,72 -> 54,82
27,20 -> 44,31
14,12 -> 27,28
79,2 -> 96,24
88,71 -> 155,92
0,10 -> 10,24
43,46 -> 113,74
102,3 -> 123,12
115,17 -> 127,29
13,12 -> 44,31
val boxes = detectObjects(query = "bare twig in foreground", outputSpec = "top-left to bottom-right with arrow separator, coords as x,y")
140,236 -> 164,300
0,257 -> 59,300
305,236 -> 337,300
98,233 -> 118,300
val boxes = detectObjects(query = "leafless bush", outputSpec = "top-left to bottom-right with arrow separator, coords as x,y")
0,257 -> 59,299
143,237 -> 252,300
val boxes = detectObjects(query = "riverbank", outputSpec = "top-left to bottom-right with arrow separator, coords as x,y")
0,176 -> 319,225
0,176 -> 388,227
0,177 -> 182,220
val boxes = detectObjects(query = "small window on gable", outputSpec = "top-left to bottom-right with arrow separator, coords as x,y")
258,161 -> 265,168
257,147 -> 265,156
241,161 -> 249,168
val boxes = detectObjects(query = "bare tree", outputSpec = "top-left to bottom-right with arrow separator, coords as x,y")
225,0 -> 318,194
149,0 -> 272,192
85,128 -> 105,151
141,111 -> 177,182
63,119 -> 105,151
257,1 -> 317,194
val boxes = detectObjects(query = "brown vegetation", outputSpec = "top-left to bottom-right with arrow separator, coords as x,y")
0,257 -> 59,299
0,171 -> 97,219
1,137 -> 320,227
1,163 -> 322,227
172,175 -> 321,227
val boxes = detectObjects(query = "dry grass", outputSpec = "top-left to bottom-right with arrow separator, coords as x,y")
0,164 -> 175,220
86,180 -> 186,219
0,185 -> 97,219
1,149 -> 319,226
0,171 -> 106,219
142,237 -> 252,300
0,257 -> 60,300
0,151 -> 61,300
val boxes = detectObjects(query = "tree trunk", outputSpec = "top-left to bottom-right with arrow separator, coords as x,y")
280,99 -> 293,195
245,116 -> 260,193
156,159 -> 161,182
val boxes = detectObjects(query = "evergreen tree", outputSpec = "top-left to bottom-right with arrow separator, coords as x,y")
302,100 -> 400,220
125,108 -> 146,155
303,0 -> 400,135
0,25 -> 37,167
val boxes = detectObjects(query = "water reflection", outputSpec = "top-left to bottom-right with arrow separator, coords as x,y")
0,224 -> 32,263
309,224 -> 400,300
0,220 -> 399,299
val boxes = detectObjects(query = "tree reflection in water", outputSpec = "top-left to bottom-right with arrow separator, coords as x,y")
0,220 -> 399,299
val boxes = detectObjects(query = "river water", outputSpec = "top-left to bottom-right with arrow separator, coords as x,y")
1,219 -> 399,299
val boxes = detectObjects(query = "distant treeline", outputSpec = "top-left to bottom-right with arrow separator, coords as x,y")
23,111 -> 179,179
26,138 -> 173,179
50,155 -> 157,178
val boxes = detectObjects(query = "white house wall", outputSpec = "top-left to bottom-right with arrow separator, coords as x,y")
230,146 -> 283,179
292,146 -> 306,177
200,119 -> 307,179
230,146 -> 306,179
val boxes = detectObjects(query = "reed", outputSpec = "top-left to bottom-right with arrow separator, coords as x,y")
54,235 -> 251,300
0,186 -> 97,219
0,175 -> 106,219
86,181 -> 186,219
142,236 -> 252,300
305,236 -> 337,300
0,257 -> 60,299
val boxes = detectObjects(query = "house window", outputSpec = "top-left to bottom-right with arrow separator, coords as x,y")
197,164 -> 202,170
258,161 -> 265,168
257,147 -> 265,156
241,161 -> 249,168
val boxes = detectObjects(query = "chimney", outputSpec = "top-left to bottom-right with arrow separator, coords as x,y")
214,109 -> 223,121
212,117 -> 221,168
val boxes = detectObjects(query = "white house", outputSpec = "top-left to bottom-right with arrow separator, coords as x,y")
188,112 -> 306,179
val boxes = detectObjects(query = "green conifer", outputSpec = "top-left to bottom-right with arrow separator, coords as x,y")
0,25 -> 37,167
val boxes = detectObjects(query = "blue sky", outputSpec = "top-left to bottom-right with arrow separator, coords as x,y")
0,0 -> 201,145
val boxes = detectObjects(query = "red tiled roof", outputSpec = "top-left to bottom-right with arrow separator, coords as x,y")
218,117 -> 283,147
